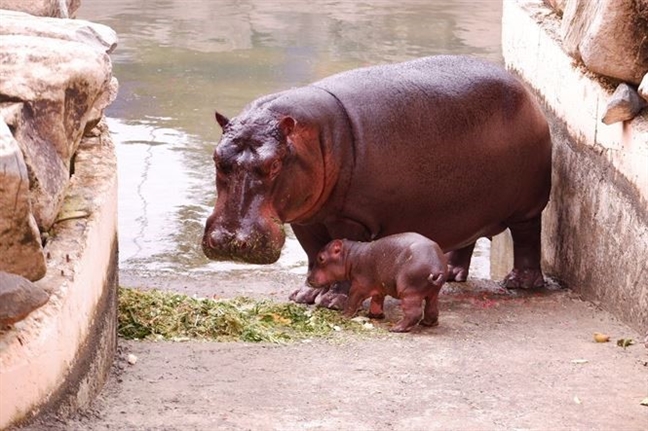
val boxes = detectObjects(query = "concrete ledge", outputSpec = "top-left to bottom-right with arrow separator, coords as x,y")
0,122 -> 118,428
496,0 -> 648,333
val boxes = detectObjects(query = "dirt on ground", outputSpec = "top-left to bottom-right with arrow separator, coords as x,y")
18,272 -> 648,431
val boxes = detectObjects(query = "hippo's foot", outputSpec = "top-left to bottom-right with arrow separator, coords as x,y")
501,268 -> 545,289
447,265 -> 469,282
367,294 -> 385,319
314,287 -> 348,310
445,243 -> 475,282
290,283 -> 349,310
419,316 -> 439,327
289,285 -> 322,304
389,320 -> 416,333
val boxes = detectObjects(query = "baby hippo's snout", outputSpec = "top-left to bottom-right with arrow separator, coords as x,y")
306,268 -> 333,288
306,239 -> 347,289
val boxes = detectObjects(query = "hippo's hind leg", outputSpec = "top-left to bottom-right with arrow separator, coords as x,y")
446,242 -> 476,282
502,215 -> 545,289
420,288 -> 440,327
391,295 -> 424,333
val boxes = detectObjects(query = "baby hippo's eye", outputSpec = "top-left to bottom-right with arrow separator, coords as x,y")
317,254 -> 325,264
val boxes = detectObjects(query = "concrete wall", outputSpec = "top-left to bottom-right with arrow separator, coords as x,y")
494,0 -> 647,334
0,123 -> 118,428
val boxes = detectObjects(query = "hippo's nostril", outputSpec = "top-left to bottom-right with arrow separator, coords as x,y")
207,232 -> 219,249
208,229 -> 232,249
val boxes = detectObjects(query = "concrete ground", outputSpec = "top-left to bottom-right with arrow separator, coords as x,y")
19,274 -> 648,431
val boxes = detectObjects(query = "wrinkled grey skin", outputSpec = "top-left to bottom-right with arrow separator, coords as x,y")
202,55 -> 552,308
307,233 -> 448,332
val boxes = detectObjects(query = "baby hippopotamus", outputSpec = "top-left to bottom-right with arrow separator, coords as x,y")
306,232 -> 448,332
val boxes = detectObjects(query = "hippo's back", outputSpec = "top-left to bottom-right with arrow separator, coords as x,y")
314,55 -> 507,102
311,55 -> 535,152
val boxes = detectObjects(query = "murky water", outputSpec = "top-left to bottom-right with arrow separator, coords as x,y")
78,0 -> 502,279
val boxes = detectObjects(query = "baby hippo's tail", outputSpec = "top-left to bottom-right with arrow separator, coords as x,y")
428,271 -> 447,287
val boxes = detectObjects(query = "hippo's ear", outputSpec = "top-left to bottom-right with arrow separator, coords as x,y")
215,111 -> 230,129
331,239 -> 343,255
279,116 -> 295,137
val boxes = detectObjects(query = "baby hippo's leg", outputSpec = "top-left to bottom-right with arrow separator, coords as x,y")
391,295 -> 424,333
420,288 -> 441,327
367,293 -> 386,319
342,286 -> 369,318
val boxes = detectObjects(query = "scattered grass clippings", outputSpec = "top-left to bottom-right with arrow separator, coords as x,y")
118,287 -> 377,343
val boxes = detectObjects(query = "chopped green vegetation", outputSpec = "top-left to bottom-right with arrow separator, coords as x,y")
118,287 -> 379,343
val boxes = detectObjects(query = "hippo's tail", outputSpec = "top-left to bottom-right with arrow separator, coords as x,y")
428,271 -> 447,287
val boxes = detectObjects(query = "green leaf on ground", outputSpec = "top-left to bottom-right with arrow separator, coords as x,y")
118,287 -> 381,343
616,338 -> 635,349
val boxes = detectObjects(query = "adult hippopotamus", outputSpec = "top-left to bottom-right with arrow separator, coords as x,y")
202,55 -> 552,307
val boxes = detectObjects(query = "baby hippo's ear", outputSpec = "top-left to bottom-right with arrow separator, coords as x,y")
331,239 -> 343,255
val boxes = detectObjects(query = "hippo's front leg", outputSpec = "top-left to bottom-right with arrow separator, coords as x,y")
367,293 -> 386,319
342,284 -> 369,318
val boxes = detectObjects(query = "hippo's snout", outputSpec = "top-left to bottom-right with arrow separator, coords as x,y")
306,269 -> 330,289
202,217 -> 285,265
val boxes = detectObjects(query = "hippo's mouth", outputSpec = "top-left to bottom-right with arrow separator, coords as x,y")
202,239 -> 282,265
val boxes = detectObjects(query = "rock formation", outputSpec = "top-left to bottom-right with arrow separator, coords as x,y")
601,83 -> 647,124
0,119 -> 47,281
0,0 -> 80,18
561,0 -> 648,85
0,272 -> 49,327
0,9 -> 117,292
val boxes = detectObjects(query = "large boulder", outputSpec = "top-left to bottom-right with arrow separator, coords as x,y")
0,11 -> 118,231
561,0 -> 648,85
0,119 -> 47,281
0,0 -> 81,18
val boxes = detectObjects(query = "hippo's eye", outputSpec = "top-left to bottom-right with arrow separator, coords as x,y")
317,255 -> 325,264
269,160 -> 281,179
215,159 -> 232,176
258,159 -> 281,179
